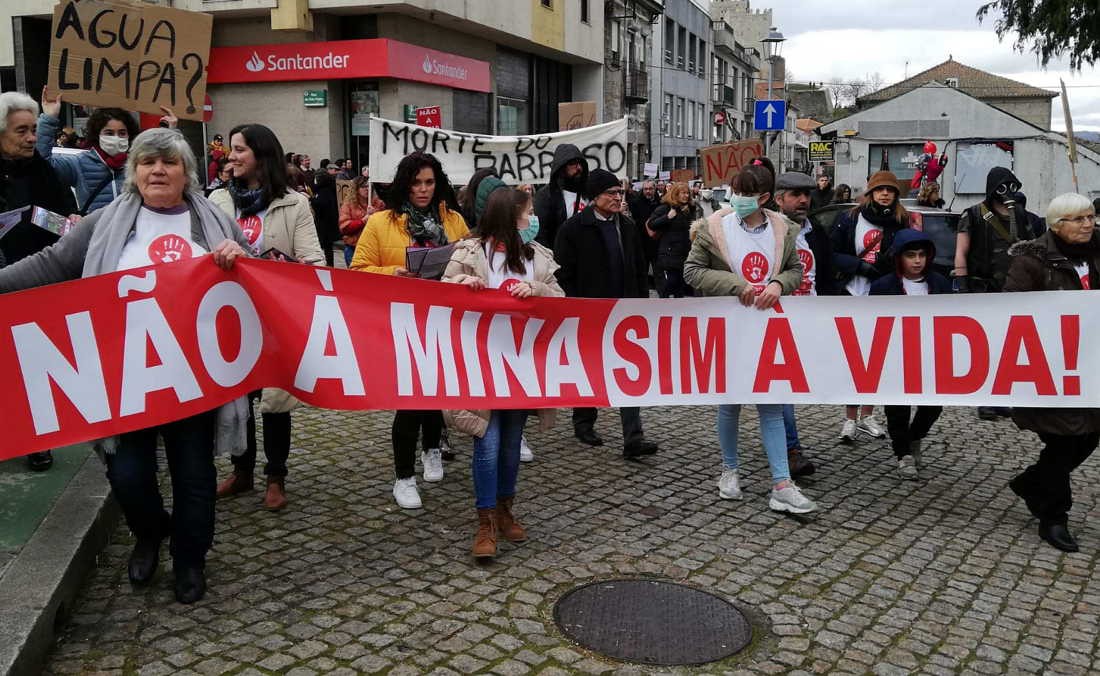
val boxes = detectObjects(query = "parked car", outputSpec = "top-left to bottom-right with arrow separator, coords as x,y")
810,202 -> 959,277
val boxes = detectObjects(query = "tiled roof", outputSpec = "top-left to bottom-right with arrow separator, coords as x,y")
859,59 -> 1057,103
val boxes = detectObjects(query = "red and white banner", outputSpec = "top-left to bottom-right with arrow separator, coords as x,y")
207,38 -> 492,92
0,257 -> 1096,461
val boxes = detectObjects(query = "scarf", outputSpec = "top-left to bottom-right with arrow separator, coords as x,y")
228,180 -> 269,216
402,202 -> 447,246
1052,231 -> 1100,262
861,200 -> 899,227
93,146 -> 127,170
81,191 -> 252,457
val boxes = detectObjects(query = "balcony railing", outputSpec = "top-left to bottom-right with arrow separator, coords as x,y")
625,65 -> 649,102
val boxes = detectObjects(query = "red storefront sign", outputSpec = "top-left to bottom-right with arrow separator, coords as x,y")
416,106 -> 441,128
207,38 -> 491,93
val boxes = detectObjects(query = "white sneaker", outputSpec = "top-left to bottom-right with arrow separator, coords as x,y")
897,454 -> 919,481
718,469 -> 742,500
840,418 -> 857,443
769,481 -> 817,514
857,415 -> 887,439
422,448 -> 444,482
910,439 -> 923,469
519,435 -> 534,463
393,477 -> 422,509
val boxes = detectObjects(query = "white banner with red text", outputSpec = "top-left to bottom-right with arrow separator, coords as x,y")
0,257 -> 1095,461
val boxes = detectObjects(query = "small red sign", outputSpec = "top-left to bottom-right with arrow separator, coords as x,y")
714,111 -> 726,126
416,106 -> 441,128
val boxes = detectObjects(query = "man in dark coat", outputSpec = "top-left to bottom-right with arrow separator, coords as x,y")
534,144 -> 588,249
310,172 -> 341,266
554,169 -> 659,460
628,179 -> 661,270
809,173 -> 834,211
0,91 -> 77,472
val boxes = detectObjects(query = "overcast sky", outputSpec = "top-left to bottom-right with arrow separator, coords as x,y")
771,0 -> 1100,132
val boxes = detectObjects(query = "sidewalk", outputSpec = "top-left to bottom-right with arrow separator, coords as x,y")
0,445 -> 117,676
37,404 -> 1100,674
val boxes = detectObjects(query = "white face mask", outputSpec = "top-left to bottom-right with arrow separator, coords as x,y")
99,135 -> 129,156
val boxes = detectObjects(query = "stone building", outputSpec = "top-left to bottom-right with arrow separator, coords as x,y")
603,0 -> 664,179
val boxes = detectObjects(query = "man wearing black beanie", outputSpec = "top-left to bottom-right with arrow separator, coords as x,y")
554,168 -> 660,460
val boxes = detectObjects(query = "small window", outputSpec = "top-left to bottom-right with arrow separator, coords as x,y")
541,0 -> 552,7
580,0 -> 589,23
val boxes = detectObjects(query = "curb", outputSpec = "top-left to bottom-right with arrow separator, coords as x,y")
0,452 -> 118,676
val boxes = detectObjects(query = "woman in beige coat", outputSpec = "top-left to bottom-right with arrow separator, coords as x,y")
209,123 -> 324,511
442,179 -> 563,560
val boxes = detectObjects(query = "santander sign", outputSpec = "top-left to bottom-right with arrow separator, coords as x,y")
208,39 -> 490,92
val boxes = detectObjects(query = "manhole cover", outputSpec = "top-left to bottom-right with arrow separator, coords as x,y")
553,579 -> 752,666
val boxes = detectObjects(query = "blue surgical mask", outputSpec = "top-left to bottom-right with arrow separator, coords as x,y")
520,215 -> 540,244
730,194 -> 761,219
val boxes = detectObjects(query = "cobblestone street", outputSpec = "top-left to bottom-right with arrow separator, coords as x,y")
43,404 -> 1100,675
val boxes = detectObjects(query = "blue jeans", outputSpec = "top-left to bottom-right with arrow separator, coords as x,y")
343,244 -> 354,267
782,404 -> 801,450
717,404 -> 790,483
105,410 -> 217,565
472,410 -> 528,509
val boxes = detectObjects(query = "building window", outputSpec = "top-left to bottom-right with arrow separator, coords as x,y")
688,34 -> 697,74
698,40 -> 706,78
610,20 -> 620,62
541,0 -> 552,7
676,97 -> 684,137
664,19 -> 674,65
640,34 -> 647,67
497,96 -> 529,136
677,27 -> 687,69
686,101 -> 694,139
580,0 -> 589,23
663,93 -> 673,136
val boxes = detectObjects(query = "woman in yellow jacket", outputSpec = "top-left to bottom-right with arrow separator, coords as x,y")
209,123 -> 325,512
351,151 -> 469,509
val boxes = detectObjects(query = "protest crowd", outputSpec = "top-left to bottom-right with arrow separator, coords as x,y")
1,77 -> 1098,611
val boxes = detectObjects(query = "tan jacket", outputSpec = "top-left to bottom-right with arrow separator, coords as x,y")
209,188 -> 325,265
440,238 -> 563,437
683,207 -> 803,296
210,187 -> 325,413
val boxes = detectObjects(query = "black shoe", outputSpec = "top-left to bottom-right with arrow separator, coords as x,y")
575,429 -> 604,447
26,451 -> 53,472
788,448 -> 816,478
1008,475 -> 1042,519
128,537 -> 163,585
1038,522 -> 1079,553
994,407 -> 1013,418
174,564 -> 207,604
977,407 -> 999,421
623,440 -> 658,459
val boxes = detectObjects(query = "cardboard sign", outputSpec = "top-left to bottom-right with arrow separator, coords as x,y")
643,162 -> 658,178
336,179 -> 356,207
809,140 -> 835,162
658,171 -> 671,180
699,140 -> 765,188
558,101 -> 597,131
416,105 -> 441,128
48,0 -> 213,122
670,169 -> 695,183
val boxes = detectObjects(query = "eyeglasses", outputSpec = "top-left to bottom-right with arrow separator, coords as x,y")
1056,215 -> 1099,226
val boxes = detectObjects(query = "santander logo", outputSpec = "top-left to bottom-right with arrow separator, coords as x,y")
245,52 -> 265,72
420,54 -> 469,81
422,56 -> 433,75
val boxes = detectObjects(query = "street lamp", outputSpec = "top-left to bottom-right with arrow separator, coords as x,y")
761,27 -> 785,159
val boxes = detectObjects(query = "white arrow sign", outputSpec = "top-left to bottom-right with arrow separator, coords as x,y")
763,103 -> 777,128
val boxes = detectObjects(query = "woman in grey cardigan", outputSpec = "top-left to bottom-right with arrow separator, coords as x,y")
0,128 -> 250,604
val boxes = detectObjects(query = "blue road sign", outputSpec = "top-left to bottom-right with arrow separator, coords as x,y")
754,99 -> 786,132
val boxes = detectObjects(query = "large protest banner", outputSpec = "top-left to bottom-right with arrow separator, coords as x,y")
699,140 -> 764,187
0,257 -> 1097,461
47,0 -> 213,122
369,116 -> 629,184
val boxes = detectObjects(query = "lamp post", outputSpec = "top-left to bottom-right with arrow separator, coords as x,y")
761,27 -> 785,161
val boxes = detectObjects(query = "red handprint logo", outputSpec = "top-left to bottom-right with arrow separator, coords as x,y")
238,214 -> 262,247
795,248 -> 814,295
500,278 -> 521,294
740,252 -> 769,284
147,234 -> 193,264
860,229 -> 883,264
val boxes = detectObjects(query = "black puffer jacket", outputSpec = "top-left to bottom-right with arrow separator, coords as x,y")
647,202 -> 696,268
1004,230 -> 1100,435
0,151 -> 77,264
533,144 -> 587,249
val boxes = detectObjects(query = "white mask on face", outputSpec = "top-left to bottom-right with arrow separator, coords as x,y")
99,135 -> 129,156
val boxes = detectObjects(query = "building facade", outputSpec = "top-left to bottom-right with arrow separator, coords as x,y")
650,0 -> 711,173
709,19 -> 759,144
3,0 -> 605,173
603,0 -> 663,180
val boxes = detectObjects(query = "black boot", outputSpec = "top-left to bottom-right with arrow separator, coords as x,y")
174,563 -> 207,604
1008,475 -> 1042,519
128,537 -> 162,585
623,440 -> 658,459
1038,522 -> 1079,553
26,450 -> 53,472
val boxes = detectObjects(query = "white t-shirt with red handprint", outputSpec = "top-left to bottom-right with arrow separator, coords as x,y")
721,212 -> 776,295
845,214 -> 884,297
793,222 -> 817,296
116,205 -> 208,272
235,207 -> 267,255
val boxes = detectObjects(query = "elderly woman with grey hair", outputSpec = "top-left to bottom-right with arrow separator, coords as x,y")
0,127 -> 251,604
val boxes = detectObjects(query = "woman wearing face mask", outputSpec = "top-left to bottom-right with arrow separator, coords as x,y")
209,123 -> 325,511
442,179 -> 563,559
36,87 -> 175,216
351,151 -> 469,509
683,165 -> 817,515
830,171 -> 911,443
647,182 -> 698,298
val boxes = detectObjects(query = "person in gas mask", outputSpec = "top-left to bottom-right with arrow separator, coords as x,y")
953,167 -> 1045,421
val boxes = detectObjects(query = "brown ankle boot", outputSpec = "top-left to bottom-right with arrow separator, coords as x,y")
473,508 -> 497,559
495,496 -> 527,543
216,471 -> 253,499
263,476 -> 287,511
